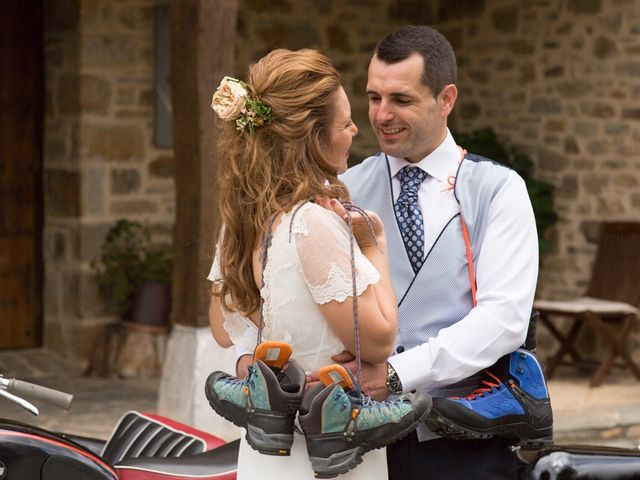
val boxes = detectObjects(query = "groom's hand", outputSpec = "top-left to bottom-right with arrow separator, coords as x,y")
331,351 -> 390,402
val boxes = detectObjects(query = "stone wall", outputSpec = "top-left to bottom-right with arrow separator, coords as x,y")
44,0 -> 174,361
443,0 -> 640,302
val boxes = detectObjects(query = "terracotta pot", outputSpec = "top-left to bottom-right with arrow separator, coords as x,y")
130,282 -> 171,327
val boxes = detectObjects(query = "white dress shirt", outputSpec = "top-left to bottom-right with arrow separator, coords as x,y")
387,130 -> 539,393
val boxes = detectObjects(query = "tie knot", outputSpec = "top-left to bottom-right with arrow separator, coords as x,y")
398,166 -> 427,189
397,166 -> 426,204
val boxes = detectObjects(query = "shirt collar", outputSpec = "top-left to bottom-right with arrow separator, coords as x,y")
387,129 -> 460,182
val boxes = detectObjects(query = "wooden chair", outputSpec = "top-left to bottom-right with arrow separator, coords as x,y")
534,222 -> 640,387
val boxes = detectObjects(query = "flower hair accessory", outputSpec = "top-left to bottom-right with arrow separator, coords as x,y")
211,76 -> 273,133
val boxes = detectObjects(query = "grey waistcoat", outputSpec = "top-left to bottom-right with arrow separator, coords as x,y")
341,152 -> 511,440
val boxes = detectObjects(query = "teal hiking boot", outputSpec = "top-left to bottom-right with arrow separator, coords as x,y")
205,341 -> 304,456
298,364 -> 432,478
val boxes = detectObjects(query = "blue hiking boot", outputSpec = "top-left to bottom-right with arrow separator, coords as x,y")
205,341 -> 305,456
426,348 -> 553,448
299,364 -> 432,479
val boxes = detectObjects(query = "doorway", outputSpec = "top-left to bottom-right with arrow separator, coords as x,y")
0,1 -> 44,348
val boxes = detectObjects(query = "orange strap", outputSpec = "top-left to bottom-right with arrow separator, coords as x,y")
456,145 -> 476,307
461,215 -> 477,307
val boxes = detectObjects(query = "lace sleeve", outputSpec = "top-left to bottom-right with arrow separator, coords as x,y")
294,204 -> 380,304
222,310 -> 258,352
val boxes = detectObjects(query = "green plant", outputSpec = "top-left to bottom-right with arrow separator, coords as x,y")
91,219 -> 172,318
141,249 -> 172,284
453,128 -> 558,253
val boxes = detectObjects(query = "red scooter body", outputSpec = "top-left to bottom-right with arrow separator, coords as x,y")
0,377 -> 238,480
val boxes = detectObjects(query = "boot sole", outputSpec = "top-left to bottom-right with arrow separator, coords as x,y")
207,395 -> 248,429
246,422 -> 293,456
309,446 -> 363,479
307,399 -> 432,478
426,409 -> 553,449
207,396 -> 295,455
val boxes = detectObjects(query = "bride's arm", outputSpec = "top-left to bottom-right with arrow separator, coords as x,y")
319,289 -> 397,364
297,206 -> 398,364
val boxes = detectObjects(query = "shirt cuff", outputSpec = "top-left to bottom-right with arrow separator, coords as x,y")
387,344 -> 431,394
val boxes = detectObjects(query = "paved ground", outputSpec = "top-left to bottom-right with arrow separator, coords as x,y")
0,348 -> 158,439
1,348 -> 640,449
548,368 -> 640,448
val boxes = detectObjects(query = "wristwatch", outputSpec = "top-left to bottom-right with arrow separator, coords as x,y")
385,362 -> 403,395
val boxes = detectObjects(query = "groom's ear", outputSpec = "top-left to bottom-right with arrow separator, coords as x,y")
438,84 -> 458,117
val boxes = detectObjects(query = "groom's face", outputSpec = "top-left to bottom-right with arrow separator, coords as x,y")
366,53 -> 449,163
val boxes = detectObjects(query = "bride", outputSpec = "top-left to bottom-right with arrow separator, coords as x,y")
207,49 -> 408,479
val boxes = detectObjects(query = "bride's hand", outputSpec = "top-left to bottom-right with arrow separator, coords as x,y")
316,197 -> 385,249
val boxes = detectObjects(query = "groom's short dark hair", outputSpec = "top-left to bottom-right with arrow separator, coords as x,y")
375,26 -> 457,98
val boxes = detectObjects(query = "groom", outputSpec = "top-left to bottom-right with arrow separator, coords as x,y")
337,26 -> 539,478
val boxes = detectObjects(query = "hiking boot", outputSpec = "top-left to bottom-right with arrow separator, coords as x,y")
299,364 -> 432,478
205,341 -> 304,456
426,348 -> 553,449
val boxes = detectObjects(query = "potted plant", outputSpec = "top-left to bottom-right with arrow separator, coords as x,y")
92,219 -> 172,327
130,246 -> 172,328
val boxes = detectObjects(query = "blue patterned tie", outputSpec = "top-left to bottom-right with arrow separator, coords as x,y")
395,166 -> 427,273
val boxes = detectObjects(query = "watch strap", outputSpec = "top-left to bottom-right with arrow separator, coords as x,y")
386,361 -> 403,395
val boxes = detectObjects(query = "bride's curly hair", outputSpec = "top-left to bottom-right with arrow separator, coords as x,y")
215,49 -> 351,316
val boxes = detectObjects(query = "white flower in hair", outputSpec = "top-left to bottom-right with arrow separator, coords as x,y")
211,76 -> 248,121
211,76 -> 273,132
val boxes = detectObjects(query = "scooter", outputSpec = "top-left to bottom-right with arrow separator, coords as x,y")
0,374 -> 239,480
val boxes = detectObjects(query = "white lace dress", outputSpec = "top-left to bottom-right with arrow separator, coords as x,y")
209,201 -> 388,480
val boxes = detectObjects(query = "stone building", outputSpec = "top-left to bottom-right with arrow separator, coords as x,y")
2,0 -> 640,373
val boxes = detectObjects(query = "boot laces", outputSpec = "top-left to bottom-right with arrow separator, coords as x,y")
454,370 -> 502,400
348,389 -> 403,412
222,364 -> 256,390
